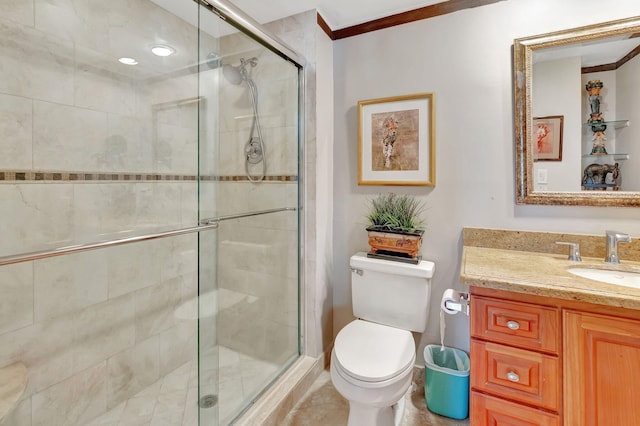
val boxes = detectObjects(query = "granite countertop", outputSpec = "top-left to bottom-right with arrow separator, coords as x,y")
461,245 -> 640,311
0,362 -> 27,423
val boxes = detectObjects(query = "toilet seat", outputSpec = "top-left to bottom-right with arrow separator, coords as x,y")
333,320 -> 415,384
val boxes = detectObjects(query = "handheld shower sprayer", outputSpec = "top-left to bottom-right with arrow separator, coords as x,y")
219,56 -> 265,181
221,57 -> 257,86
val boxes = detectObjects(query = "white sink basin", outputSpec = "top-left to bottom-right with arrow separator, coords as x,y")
567,267 -> 640,289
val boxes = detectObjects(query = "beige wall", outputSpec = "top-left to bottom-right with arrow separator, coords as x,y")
333,0 -> 640,364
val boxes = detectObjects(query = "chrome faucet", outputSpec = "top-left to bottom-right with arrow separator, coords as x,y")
556,241 -> 582,262
605,230 -> 631,264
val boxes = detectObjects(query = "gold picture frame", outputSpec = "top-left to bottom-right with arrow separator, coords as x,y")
358,93 -> 435,186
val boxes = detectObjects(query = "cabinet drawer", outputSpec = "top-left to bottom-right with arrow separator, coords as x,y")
471,391 -> 560,426
471,296 -> 559,353
471,340 -> 560,411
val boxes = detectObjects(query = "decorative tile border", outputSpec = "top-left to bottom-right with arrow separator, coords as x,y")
0,170 -> 297,183
203,175 -> 299,182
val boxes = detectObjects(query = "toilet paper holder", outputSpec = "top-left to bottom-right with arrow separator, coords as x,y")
443,292 -> 469,315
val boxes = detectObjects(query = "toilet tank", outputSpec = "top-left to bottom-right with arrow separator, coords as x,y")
350,252 -> 435,332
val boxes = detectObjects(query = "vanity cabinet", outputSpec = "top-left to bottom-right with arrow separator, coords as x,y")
469,287 -> 640,426
470,293 -> 561,425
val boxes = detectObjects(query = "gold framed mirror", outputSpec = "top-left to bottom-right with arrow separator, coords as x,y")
514,16 -> 640,206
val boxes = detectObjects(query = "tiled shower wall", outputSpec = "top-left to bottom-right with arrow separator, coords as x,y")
215,184 -> 299,365
210,26 -> 300,366
0,236 -> 200,425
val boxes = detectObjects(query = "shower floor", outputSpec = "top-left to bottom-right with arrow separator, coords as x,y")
86,346 -> 279,426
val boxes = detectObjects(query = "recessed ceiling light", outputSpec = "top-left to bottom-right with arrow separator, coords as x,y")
151,45 -> 176,57
118,57 -> 138,65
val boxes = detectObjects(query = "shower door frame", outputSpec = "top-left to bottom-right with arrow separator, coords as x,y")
197,0 -> 307,423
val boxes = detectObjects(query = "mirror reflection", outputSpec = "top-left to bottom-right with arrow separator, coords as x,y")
514,16 -> 640,206
532,35 -> 640,192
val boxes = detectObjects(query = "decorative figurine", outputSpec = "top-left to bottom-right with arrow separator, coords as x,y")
585,80 -> 608,154
591,130 -> 607,154
582,162 -> 619,190
586,80 -> 603,117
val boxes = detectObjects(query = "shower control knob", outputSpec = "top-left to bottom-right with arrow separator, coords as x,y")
245,138 -> 263,164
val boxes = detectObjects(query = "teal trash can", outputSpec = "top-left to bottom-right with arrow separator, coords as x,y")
424,344 -> 470,420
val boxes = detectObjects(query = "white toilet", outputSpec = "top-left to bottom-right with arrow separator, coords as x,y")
330,252 -> 435,426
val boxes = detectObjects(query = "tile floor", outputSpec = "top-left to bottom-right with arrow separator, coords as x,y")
85,285 -> 285,426
86,346 -> 280,426
86,361 -> 199,426
282,370 -> 470,426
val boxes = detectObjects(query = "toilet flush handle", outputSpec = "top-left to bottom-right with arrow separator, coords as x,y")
350,267 -> 363,276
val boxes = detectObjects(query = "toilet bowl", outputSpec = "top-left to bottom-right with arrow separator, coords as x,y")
331,253 -> 435,426
330,320 -> 416,426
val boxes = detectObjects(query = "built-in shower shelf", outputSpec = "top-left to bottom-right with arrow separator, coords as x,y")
0,362 -> 27,423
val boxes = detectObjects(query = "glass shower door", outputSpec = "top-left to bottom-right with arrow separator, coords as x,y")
0,0 -> 207,425
197,2 -> 302,424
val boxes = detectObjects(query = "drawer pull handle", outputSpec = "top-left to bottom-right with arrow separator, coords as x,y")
506,371 -> 520,383
506,320 -> 520,330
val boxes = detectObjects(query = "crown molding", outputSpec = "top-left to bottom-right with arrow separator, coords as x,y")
317,0 -> 506,40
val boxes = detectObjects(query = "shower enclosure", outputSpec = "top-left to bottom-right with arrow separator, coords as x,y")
0,0 -> 302,425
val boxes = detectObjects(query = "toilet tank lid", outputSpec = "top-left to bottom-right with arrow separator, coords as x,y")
350,252 -> 435,279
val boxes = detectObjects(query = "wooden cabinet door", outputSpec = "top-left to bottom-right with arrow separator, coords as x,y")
564,310 -> 640,426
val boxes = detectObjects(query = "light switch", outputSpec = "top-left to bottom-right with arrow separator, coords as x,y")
537,169 -> 548,184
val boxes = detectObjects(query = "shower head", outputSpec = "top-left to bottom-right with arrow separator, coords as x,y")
222,63 -> 243,85
222,57 -> 258,85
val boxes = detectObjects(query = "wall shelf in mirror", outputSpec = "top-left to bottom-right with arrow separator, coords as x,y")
582,120 -> 629,128
582,183 -> 619,190
581,153 -> 629,160
514,15 -> 640,206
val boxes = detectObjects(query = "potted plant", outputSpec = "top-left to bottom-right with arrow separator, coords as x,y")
365,193 -> 426,259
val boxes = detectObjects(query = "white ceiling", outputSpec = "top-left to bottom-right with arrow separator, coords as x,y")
228,0 -> 442,30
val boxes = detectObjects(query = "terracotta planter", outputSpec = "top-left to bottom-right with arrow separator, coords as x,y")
366,227 -> 424,259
